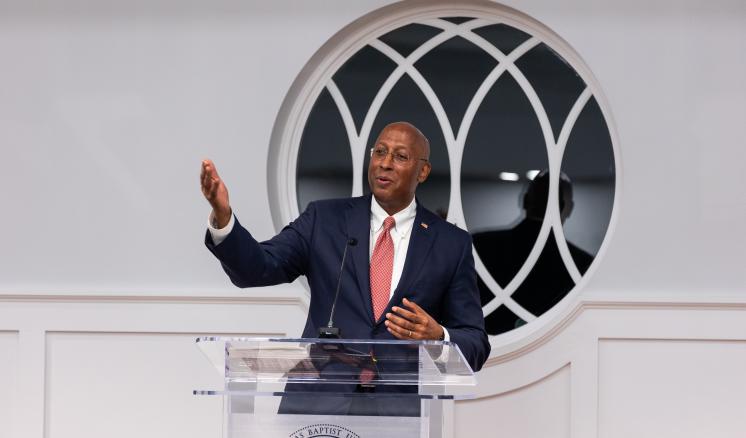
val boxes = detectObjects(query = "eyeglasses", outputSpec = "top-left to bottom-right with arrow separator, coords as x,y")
370,147 -> 429,165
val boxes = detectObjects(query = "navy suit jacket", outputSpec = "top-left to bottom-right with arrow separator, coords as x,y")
205,194 -> 490,371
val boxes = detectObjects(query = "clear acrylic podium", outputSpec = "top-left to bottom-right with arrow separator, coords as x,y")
194,337 -> 477,438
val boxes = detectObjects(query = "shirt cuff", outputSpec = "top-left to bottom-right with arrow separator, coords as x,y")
207,211 -> 235,245
441,327 -> 450,342
433,326 -> 451,364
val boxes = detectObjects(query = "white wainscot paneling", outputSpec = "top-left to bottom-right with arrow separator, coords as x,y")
45,332 -> 225,438
454,365 -> 570,438
599,339 -> 746,438
0,332 -> 18,438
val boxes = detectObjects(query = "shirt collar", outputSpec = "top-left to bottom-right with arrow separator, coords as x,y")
370,195 -> 417,235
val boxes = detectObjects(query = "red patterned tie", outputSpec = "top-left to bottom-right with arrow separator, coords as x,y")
370,216 -> 395,322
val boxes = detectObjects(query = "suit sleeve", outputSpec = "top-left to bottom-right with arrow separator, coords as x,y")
441,233 -> 491,371
204,202 -> 317,287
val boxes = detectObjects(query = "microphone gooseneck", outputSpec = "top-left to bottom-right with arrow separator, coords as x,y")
319,238 -> 357,338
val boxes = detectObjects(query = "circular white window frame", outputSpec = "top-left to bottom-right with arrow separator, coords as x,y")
267,0 -> 622,357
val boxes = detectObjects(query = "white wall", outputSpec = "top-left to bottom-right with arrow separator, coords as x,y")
0,1 -> 744,437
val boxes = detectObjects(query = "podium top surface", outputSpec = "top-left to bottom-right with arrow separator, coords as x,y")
196,337 -> 477,396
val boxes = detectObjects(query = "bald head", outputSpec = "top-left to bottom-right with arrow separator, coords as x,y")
367,121 -> 432,215
380,121 -> 430,160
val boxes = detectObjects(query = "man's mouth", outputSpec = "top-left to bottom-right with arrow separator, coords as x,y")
376,175 -> 393,185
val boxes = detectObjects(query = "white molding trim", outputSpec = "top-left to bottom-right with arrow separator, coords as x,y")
485,293 -> 746,367
0,293 -> 306,306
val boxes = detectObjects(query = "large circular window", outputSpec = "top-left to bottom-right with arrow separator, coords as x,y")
268,1 -> 620,342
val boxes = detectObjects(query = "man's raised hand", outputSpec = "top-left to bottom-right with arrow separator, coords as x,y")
200,159 -> 232,228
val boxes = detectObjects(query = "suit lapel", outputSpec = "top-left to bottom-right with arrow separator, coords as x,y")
345,194 -> 374,324
377,203 -> 437,325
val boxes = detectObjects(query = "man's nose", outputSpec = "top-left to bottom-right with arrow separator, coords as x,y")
379,152 -> 395,167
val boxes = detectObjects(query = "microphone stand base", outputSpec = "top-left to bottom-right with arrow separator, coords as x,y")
318,326 -> 340,339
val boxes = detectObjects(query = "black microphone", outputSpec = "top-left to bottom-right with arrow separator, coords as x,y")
319,237 -> 358,339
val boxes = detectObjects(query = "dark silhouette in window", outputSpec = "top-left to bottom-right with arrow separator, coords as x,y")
472,170 -> 593,335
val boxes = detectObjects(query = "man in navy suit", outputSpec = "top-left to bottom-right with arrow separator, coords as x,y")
201,122 -> 489,373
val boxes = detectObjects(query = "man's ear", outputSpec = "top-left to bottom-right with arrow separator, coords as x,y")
418,162 -> 432,183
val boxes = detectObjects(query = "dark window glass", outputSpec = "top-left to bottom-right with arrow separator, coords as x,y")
483,303 -> 525,336
561,97 -> 615,265
478,276 -> 496,307
515,43 -> 587,142
332,45 -> 398,132
511,230 -> 575,316
378,23 -> 443,58
296,88 -> 353,211
440,17 -> 476,25
362,74 -> 450,215
472,23 -> 532,55
414,36 -> 498,134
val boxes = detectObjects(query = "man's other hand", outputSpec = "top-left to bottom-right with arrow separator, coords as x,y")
385,297 -> 445,341
200,159 -> 232,228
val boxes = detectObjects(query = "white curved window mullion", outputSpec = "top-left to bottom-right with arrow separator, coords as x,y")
367,37 -> 461,225
454,36 -> 540,148
451,36 -> 540,170
422,19 -> 565,320
505,64 -> 556,153
499,216 -> 554,297
473,248 -> 503,294
551,87 -> 594,283
404,67 -> 456,148
474,256 -> 501,315
359,28 -> 458,160
556,87 -> 593,155
424,17 -> 493,28
427,18 -> 509,61
368,40 -> 457,148
286,128 -> 302,220
552,223 -> 582,283
480,296 -> 500,317
356,61 -> 407,186
447,36 -> 539,230
503,297 -> 537,322
482,294 -> 537,323
453,29 -> 566,304
429,19 -> 554,159
325,80 -> 364,197
392,24 -> 459,65
450,62 -> 513,303
365,51 -> 463,237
